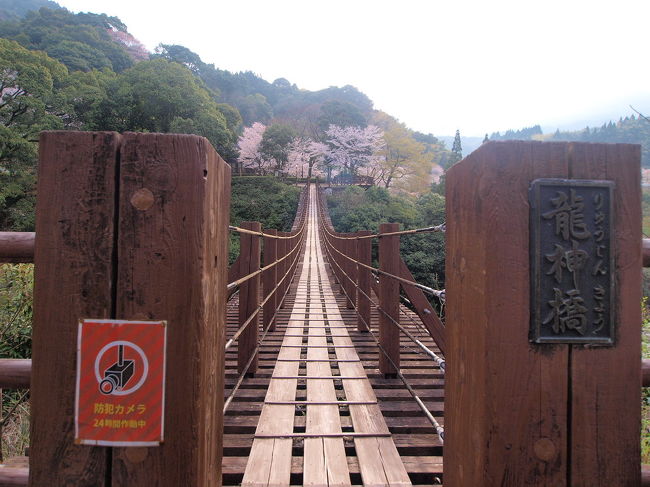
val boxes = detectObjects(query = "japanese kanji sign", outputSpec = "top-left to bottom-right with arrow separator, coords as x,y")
530,179 -> 615,344
75,319 -> 167,446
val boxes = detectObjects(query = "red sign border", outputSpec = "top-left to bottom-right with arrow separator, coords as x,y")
74,318 -> 168,447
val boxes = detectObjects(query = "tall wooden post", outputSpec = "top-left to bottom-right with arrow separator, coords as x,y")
31,132 -> 120,486
378,223 -> 400,375
356,231 -> 372,332
263,229 -> 278,332
445,141 -> 641,486
278,233 -> 287,308
345,236 -> 357,309
238,221 -> 261,375
31,132 -> 231,486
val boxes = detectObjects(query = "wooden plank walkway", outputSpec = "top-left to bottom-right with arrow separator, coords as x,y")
223,186 -> 444,486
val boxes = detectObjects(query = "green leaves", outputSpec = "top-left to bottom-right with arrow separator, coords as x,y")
0,264 -> 33,359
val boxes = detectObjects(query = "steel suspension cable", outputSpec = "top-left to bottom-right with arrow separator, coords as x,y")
226,232 -> 304,292
223,234 -> 307,413
321,232 -> 445,371
322,234 -> 445,300
225,232 -> 306,350
319,234 -> 445,442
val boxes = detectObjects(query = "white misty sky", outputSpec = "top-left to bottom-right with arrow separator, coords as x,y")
58,0 -> 650,137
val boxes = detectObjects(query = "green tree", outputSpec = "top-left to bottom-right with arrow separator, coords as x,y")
317,100 -> 366,132
0,7 -> 135,73
0,39 -> 69,230
446,129 -> 462,168
260,123 -> 296,172
91,59 -> 238,161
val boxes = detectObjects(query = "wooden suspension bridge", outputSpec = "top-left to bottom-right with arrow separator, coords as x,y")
0,132 -> 647,486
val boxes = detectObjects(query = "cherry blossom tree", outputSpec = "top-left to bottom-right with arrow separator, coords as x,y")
237,122 -> 270,174
286,138 -> 328,178
325,124 -> 385,176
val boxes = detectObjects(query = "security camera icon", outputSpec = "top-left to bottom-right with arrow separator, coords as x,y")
99,345 -> 135,395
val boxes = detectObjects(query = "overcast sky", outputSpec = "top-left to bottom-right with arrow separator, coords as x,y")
57,0 -> 650,137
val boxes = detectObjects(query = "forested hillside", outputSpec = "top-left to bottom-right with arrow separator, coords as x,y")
0,1 -> 450,232
327,186 -> 446,296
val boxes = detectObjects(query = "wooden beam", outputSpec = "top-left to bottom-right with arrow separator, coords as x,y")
445,140 -> 641,486
238,221 -> 261,375
262,229 -> 278,332
0,359 -> 30,389
0,233 -> 34,263
0,467 -> 28,486
397,258 -> 446,355
379,223 -> 400,375
356,230 -> 372,332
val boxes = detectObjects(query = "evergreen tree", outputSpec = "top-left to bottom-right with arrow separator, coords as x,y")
444,129 -> 463,168
483,133 -> 489,144
452,129 -> 462,155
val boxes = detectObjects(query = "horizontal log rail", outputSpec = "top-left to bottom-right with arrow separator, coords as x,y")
0,467 -> 29,486
643,359 -> 650,387
0,359 -> 31,389
0,233 -> 35,264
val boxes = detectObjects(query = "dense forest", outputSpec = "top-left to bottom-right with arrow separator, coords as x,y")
326,186 -> 446,299
490,117 -> 650,166
0,2 -> 450,232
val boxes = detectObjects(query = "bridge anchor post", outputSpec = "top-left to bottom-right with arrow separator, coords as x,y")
445,141 -> 641,486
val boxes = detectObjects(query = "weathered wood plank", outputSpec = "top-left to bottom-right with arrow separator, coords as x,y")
0,360 -> 30,389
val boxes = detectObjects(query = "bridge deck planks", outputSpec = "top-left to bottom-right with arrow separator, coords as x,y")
225,186 -> 443,486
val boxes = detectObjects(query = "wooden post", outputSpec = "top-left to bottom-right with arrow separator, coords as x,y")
33,132 -> 232,486
356,231 -> 372,332
112,133 -> 230,486
445,141 -> 641,486
278,233 -> 287,308
263,229 -> 278,332
237,222 -> 261,375
345,236 -> 356,309
31,131 -> 120,486
378,223 -> 400,375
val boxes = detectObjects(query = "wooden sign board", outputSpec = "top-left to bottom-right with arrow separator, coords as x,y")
530,179 -> 615,344
75,319 -> 167,446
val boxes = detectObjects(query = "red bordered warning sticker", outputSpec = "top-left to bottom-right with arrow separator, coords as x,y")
75,319 -> 167,446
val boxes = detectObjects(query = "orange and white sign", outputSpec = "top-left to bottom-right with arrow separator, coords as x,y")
75,319 -> 167,446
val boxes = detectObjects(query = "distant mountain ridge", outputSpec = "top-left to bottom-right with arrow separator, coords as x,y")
489,118 -> 650,167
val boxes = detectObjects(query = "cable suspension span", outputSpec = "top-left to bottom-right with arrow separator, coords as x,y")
325,234 -> 446,300
323,241 -> 445,442
229,224 -> 306,239
323,232 -> 446,372
317,203 -> 445,443
320,222 -> 446,240
223,224 -> 306,413
226,241 -> 301,292
224,238 -> 305,351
